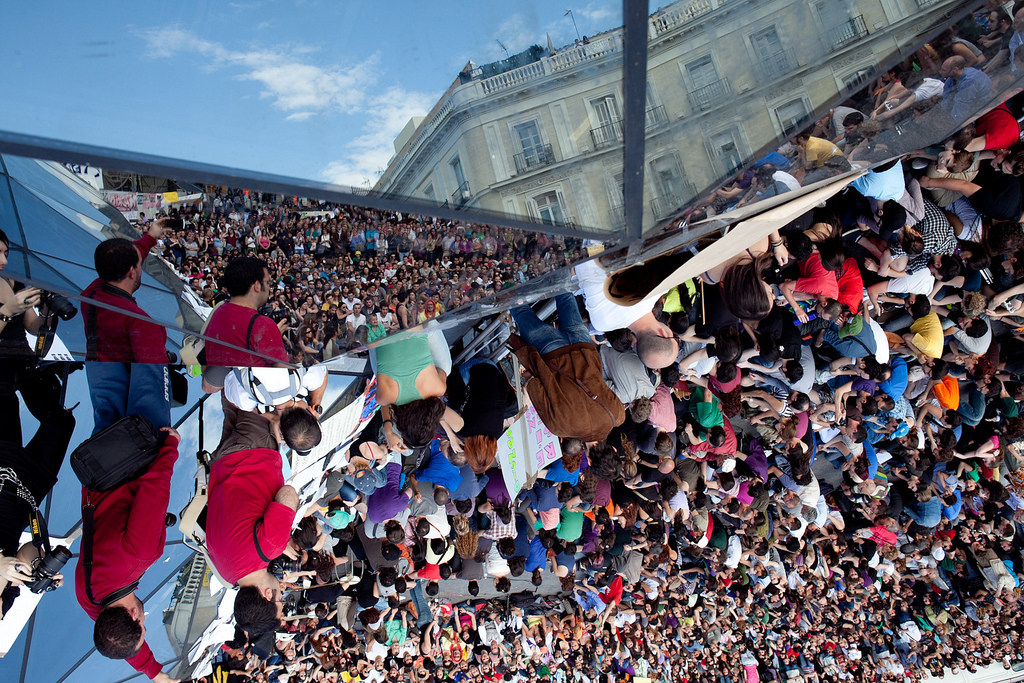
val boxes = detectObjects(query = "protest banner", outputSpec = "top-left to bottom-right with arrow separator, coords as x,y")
102,190 -> 139,220
496,405 -> 563,497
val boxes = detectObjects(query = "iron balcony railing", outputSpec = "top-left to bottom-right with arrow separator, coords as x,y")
753,48 -> 796,82
651,186 -> 695,218
451,181 -> 471,207
829,15 -> 868,51
513,143 -> 556,174
645,104 -> 668,130
687,77 -> 730,112
590,120 -> 622,149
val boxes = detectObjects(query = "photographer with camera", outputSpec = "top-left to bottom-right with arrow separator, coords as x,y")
75,426 -> 181,683
0,355 -> 76,617
81,218 -> 173,434
203,256 -> 289,367
206,374 -> 301,637
0,230 -> 77,429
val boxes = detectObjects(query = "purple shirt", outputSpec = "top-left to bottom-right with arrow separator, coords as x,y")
366,462 -> 410,524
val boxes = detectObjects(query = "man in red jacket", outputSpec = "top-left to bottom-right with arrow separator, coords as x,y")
203,256 -> 289,367
207,393 -> 299,635
81,219 -> 171,434
75,427 -> 180,683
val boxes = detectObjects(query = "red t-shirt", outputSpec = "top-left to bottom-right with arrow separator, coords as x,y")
74,436 -> 178,680
80,234 -> 168,363
418,563 -> 442,581
207,448 -> 294,584
836,258 -> 864,314
975,104 -> 1020,151
795,253 -> 839,299
203,302 -> 289,366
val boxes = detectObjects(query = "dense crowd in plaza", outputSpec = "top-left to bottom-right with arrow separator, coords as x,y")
7,5 -> 1024,683
148,199 -> 584,361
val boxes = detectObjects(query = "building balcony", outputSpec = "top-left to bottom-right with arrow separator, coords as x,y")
451,181 -> 471,207
590,120 -> 622,150
687,78 -> 731,113
513,144 -> 556,175
752,48 -> 797,83
914,0 -> 940,6
828,15 -> 868,51
609,204 -> 625,227
645,104 -> 669,131
649,0 -> 716,37
651,186 -> 695,219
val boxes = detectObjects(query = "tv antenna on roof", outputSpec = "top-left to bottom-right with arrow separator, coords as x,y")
496,39 -> 509,58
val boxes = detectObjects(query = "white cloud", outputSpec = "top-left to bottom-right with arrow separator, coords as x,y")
285,111 -> 314,121
139,27 -> 377,115
320,87 -> 440,189
577,4 -> 618,25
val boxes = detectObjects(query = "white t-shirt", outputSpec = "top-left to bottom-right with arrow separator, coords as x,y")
575,258 -> 652,333
346,313 -> 367,329
886,268 -> 935,296
224,365 -> 328,412
913,78 -> 944,101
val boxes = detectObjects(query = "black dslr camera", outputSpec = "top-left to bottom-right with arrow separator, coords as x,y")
27,545 -> 72,594
258,305 -> 290,324
38,292 -> 78,321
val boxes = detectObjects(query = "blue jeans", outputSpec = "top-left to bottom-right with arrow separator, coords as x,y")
511,293 -> 590,356
86,362 -> 171,435
409,580 -> 434,628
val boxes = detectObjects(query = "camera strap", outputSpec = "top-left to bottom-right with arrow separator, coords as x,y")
82,494 -> 98,604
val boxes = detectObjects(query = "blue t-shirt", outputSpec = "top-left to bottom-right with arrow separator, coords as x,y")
526,537 -> 547,573
543,460 -> 581,486
414,440 -> 464,492
879,357 -> 908,399
850,163 -> 905,201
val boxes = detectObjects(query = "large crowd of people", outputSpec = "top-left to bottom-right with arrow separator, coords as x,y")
149,199 -> 585,361
5,5 -> 1024,683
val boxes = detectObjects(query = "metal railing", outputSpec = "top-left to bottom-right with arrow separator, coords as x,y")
753,48 -> 796,82
450,181 -> 471,206
590,120 -> 622,149
645,104 -> 669,130
651,186 -> 695,219
829,15 -> 868,51
513,144 -> 556,174
687,78 -> 730,112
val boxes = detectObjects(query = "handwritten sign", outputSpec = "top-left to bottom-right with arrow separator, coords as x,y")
496,406 -> 563,497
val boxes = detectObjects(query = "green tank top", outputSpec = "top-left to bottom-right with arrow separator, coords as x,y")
377,335 -> 435,405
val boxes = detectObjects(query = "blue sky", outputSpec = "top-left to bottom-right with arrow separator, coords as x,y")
1,1 -> 620,190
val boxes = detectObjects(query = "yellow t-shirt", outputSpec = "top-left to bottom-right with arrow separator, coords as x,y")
911,312 -> 944,358
804,137 -> 842,167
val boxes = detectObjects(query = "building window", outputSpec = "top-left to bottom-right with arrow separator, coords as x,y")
775,98 -> 810,136
685,56 -> 729,111
709,130 -> 744,175
450,156 -> 469,205
649,155 -> 692,218
534,190 -> 566,225
606,171 -> 625,225
645,84 -> 668,130
422,183 -> 435,203
842,67 -> 875,91
512,120 -> 555,173
589,95 -> 622,149
750,26 -> 794,81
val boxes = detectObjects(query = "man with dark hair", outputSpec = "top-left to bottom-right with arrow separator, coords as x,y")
81,218 -> 173,434
219,367 -> 326,454
77,427 -> 180,682
203,256 -> 288,367
206,378 -> 300,635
